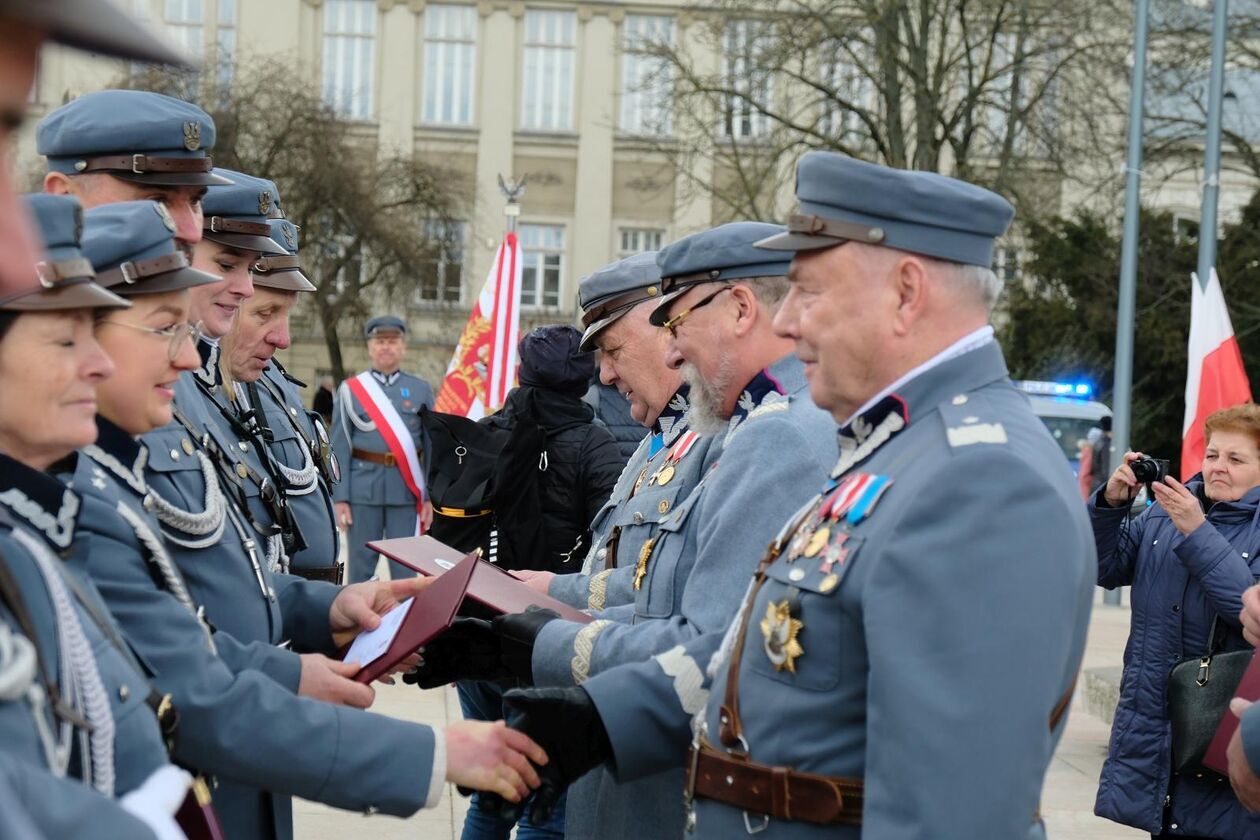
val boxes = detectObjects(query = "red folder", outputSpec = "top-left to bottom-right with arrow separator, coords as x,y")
348,548 -> 478,683
1204,648 -> 1260,774
368,536 -> 593,625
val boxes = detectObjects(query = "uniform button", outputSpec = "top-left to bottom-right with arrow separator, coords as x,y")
1172,604 -> 1180,612
238,442 -> 249,452
236,464 -> 248,478
658,500 -> 670,515
268,587 -> 277,600
142,494 -> 155,511
118,685 -> 130,701
181,438 -> 194,455
596,548 -> 607,561
169,449 -> 180,460
951,394 -> 968,405
290,407 -> 298,416
633,512 -> 644,525
789,568 -> 805,582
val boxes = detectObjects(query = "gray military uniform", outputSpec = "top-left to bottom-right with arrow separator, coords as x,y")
331,367 -> 435,582
583,341 -> 1097,838
537,353 -> 837,840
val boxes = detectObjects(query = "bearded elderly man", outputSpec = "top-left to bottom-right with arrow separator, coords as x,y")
413,223 -> 838,840
490,153 -> 1097,840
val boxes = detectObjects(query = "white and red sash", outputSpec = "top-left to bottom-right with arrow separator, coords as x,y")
345,372 -> 427,535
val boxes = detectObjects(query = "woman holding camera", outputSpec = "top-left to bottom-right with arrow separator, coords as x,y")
1093,404 -> 1260,838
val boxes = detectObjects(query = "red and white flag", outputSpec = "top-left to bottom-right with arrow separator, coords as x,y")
1182,269 -> 1252,478
435,232 -> 523,420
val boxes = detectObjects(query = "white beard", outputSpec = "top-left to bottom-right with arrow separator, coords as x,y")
681,359 -> 736,435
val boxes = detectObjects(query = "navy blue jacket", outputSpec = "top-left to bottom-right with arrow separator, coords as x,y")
1093,479 -> 1260,836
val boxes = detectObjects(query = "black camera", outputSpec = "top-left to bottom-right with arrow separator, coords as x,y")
1130,457 -> 1171,484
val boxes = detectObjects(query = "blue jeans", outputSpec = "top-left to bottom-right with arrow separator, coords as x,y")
457,680 -> 567,840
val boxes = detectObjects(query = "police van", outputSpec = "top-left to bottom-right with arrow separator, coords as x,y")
1014,380 -> 1111,476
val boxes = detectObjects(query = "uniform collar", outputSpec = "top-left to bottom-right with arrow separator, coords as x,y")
832,340 -> 1010,478
728,352 -> 799,428
0,451 -> 80,550
194,336 -> 222,388
82,416 -> 148,496
370,369 -> 402,387
654,384 -> 691,445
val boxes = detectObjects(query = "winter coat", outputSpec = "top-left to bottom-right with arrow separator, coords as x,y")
483,386 -> 625,572
1093,478 -> 1260,837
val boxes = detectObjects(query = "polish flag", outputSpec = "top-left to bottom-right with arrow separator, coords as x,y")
435,232 -> 522,419
1182,269 -> 1252,478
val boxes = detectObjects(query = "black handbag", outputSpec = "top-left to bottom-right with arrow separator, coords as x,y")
1167,614 -> 1252,778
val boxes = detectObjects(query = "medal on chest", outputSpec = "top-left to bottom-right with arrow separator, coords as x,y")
761,600 -> 804,673
648,430 -> 699,488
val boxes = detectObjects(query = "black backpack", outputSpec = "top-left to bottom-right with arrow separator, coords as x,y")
418,405 -> 549,572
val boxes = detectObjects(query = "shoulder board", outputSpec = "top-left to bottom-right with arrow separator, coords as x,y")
938,392 -> 1008,450
271,359 -> 307,389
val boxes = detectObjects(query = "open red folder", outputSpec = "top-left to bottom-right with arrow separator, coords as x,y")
1204,648 -> 1260,774
345,548 -> 478,684
368,535 -> 593,625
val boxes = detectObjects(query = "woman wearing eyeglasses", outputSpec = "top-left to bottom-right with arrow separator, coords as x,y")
0,194 -> 192,838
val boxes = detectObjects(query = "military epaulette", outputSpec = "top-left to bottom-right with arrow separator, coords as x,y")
938,392 -> 1008,450
270,358 -> 306,389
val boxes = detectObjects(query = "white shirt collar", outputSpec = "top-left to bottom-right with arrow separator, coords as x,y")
840,325 -> 995,428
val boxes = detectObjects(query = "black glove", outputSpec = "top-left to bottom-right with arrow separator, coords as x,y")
492,607 -> 560,686
478,685 -> 613,824
402,618 -> 510,688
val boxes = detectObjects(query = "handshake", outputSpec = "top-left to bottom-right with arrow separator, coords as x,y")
409,610 -> 616,823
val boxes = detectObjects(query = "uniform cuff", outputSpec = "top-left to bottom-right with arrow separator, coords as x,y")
425,726 -> 446,809
531,619 -> 585,686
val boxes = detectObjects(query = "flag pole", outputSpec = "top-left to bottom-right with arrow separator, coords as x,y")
1108,0 -> 1151,606
1196,0 -> 1230,293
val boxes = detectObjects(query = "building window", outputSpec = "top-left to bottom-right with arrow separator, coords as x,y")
619,227 -> 664,256
1173,215 -> 1201,243
723,20 -> 773,139
521,10 -> 575,131
820,38 -> 872,144
620,15 -> 674,136
323,0 -> 377,121
519,224 -> 565,309
993,246 -> 1022,283
157,0 -> 236,83
416,221 -> 465,304
422,4 -> 477,126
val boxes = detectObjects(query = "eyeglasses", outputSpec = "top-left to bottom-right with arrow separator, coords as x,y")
97,320 -> 203,362
661,285 -> 732,338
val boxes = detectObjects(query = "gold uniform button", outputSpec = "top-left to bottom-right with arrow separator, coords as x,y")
181,438 -> 194,455
658,499 -> 670,515
235,463 -> 248,478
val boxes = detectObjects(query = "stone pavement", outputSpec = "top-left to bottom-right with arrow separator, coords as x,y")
292,590 -> 1143,839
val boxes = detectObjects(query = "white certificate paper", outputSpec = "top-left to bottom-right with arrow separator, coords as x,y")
343,597 -> 415,668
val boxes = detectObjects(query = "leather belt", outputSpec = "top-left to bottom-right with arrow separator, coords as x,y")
289,564 -> 343,584
687,738 -> 863,825
352,447 -> 396,467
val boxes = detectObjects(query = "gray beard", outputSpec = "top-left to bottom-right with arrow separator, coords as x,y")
681,359 -> 737,436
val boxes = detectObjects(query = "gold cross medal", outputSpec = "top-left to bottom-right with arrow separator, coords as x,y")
761,600 -> 804,672
632,466 -> 649,495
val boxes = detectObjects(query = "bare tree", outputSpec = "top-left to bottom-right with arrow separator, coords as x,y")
122,59 -> 468,379
628,0 -> 1132,221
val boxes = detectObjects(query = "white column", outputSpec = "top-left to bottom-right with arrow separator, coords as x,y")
671,11 -> 716,236
375,0 -> 418,158
570,7 -> 617,283
468,2 -> 519,288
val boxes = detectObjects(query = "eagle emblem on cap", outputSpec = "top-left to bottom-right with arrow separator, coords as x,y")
259,191 -> 272,215
183,121 -> 201,151
282,224 -> 297,250
153,203 -> 177,232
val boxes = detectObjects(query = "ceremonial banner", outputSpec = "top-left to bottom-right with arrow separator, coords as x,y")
435,232 -> 522,420
1182,270 -> 1252,479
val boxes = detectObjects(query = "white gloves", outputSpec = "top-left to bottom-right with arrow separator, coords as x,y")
118,764 -> 192,840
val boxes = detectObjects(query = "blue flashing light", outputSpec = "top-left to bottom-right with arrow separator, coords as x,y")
1015,379 -> 1094,400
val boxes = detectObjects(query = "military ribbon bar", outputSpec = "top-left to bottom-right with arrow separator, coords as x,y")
345,372 -> 428,536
